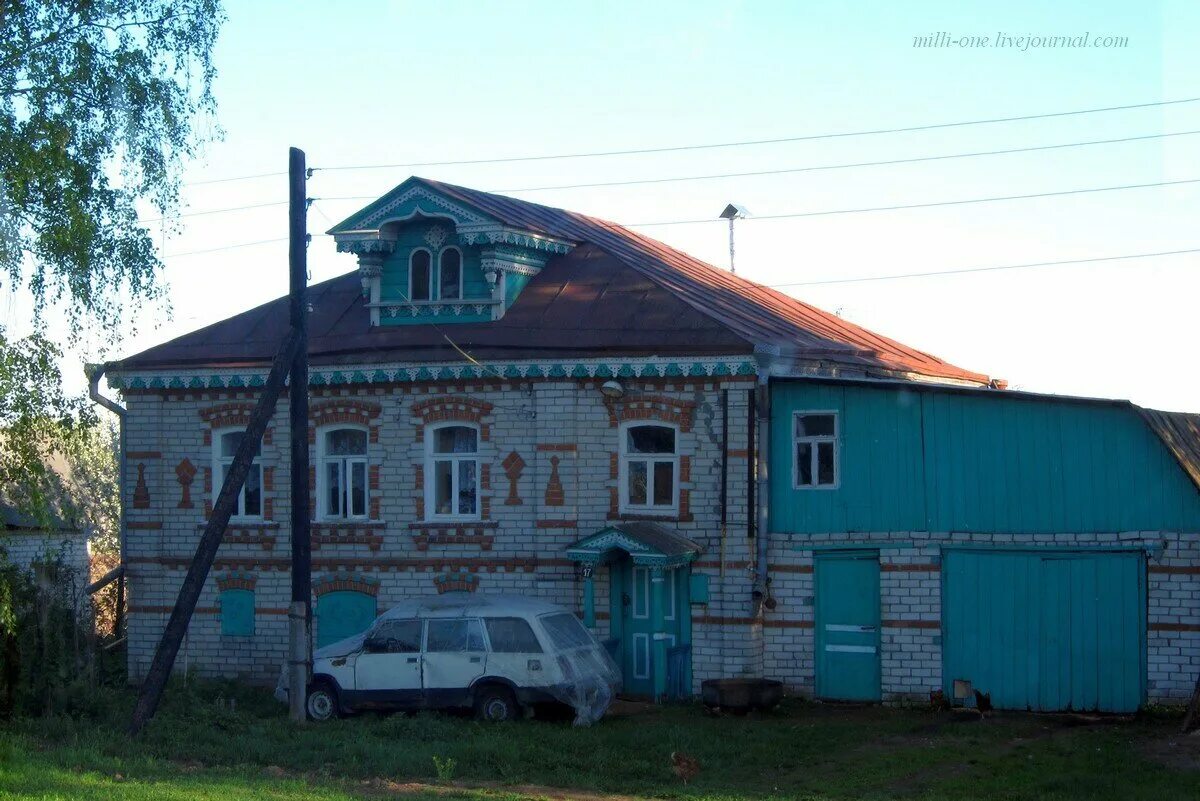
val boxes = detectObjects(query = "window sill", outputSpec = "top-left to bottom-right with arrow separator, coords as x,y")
409,520 -> 497,530
312,520 -> 386,530
609,511 -> 694,523
196,521 -> 279,530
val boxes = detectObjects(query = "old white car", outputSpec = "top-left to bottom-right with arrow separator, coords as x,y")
276,594 -> 620,724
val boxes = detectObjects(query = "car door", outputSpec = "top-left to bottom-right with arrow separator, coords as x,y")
482,616 -> 546,687
422,617 -> 488,708
352,618 -> 423,708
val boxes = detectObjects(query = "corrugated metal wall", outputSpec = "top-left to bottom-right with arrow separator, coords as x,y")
770,382 -> 1200,534
942,550 -> 1145,712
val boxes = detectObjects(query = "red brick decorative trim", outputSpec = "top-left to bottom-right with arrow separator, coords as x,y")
199,402 -> 257,429
175,459 -> 197,509
1149,565 -> 1200,575
309,398 -> 381,426
411,396 -> 494,424
727,448 -> 749,459
501,452 -> 525,505
770,564 -> 814,574
604,394 -> 697,432
536,519 -> 578,529
412,532 -> 495,551
679,455 -> 691,483
313,574 -> 380,597
312,527 -> 384,552
434,572 -> 480,594
1149,622 -> 1200,632
536,443 -> 577,452
881,563 -> 941,572
544,456 -> 565,506
224,531 -> 277,551
216,573 -> 256,592
126,450 -> 162,459
135,555 -> 570,573
883,619 -> 941,630
609,452 -> 618,480
133,463 -> 151,509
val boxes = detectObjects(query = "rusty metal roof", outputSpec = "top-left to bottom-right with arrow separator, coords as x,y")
116,244 -> 751,370
1137,407 -> 1200,494
417,178 -> 988,384
118,177 -> 989,384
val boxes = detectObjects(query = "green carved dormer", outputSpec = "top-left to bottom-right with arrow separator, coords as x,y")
328,177 -> 575,326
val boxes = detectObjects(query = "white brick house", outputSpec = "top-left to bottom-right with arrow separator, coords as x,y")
103,178 -> 1200,709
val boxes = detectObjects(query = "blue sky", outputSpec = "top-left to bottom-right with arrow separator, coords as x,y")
8,0 -> 1198,409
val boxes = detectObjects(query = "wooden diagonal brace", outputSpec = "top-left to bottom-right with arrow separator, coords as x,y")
129,328 -> 301,735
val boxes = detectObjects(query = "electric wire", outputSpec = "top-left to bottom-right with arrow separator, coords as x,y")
765,247 -> 1200,287
307,96 -> 1200,172
619,177 -> 1200,227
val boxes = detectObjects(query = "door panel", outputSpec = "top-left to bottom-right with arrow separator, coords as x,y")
815,552 -> 881,701
423,618 -> 487,707
944,550 -> 1144,713
354,619 -> 423,706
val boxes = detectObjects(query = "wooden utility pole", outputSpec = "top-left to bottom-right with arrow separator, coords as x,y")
129,329 -> 301,735
287,147 -> 311,723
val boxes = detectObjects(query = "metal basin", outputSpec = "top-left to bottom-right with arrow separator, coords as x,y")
701,678 -> 783,713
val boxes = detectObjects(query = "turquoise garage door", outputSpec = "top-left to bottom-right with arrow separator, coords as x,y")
943,550 -> 1145,713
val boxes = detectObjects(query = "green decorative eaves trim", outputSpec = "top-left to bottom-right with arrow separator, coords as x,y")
110,356 -> 758,390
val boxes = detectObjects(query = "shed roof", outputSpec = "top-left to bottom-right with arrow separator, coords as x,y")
116,178 -> 988,385
1137,408 -> 1200,494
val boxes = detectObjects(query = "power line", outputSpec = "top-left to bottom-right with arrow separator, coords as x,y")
183,170 -> 287,187
308,96 -> 1200,172
493,130 -> 1200,193
622,177 -> 1200,227
162,237 -> 287,258
140,200 -> 287,224
768,247 -> 1200,287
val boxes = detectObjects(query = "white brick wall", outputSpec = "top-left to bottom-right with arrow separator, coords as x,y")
122,378 -> 760,690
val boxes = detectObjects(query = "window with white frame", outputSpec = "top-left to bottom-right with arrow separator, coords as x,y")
319,427 -> 368,519
619,423 -> 679,514
409,248 -> 432,301
426,423 -> 479,519
438,247 -> 462,300
793,411 -> 838,488
214,430 -> 263,518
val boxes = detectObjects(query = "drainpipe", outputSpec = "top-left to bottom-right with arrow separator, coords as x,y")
87,362 -> 127,636
752,366 -> 771,611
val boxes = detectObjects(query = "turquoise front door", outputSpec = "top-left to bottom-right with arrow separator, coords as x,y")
617,561 -> 684,697
316,590 -> 377,648
815,552 -> 881,701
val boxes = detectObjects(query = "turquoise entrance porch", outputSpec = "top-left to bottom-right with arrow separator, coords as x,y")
566,522 -> 701,701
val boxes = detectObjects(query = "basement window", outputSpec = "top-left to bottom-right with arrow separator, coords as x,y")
793,412 -> 838,489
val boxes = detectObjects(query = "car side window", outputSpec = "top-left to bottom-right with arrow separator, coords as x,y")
484,617 -> 544,653
371,619 -> 422,653
425,618 -> 486,652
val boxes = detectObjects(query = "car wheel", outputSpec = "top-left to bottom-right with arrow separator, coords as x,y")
474,686 -> 519,722
306,682 -> 339,722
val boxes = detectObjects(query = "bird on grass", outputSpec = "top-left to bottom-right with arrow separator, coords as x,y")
670,751 -> 701,785
974,689 -> 993,719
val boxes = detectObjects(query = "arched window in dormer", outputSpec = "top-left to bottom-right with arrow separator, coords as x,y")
409,249 -> 432,301
439,247 -> 462,300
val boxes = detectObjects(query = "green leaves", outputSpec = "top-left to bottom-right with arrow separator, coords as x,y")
0,0 -> 224,337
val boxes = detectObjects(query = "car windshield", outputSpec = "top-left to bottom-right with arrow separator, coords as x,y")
539,612 -> 594,651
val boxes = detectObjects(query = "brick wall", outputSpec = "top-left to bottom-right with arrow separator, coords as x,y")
765,530 -> 1199,705
121,378 -> 759,689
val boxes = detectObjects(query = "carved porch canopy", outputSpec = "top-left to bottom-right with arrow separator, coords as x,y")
566,521 -> 703,569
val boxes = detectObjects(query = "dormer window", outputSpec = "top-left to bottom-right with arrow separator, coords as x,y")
439,248 -> 462,300
409,249 -> 432,301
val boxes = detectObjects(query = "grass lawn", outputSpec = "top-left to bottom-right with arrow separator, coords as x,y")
1,682 -> 1197,800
